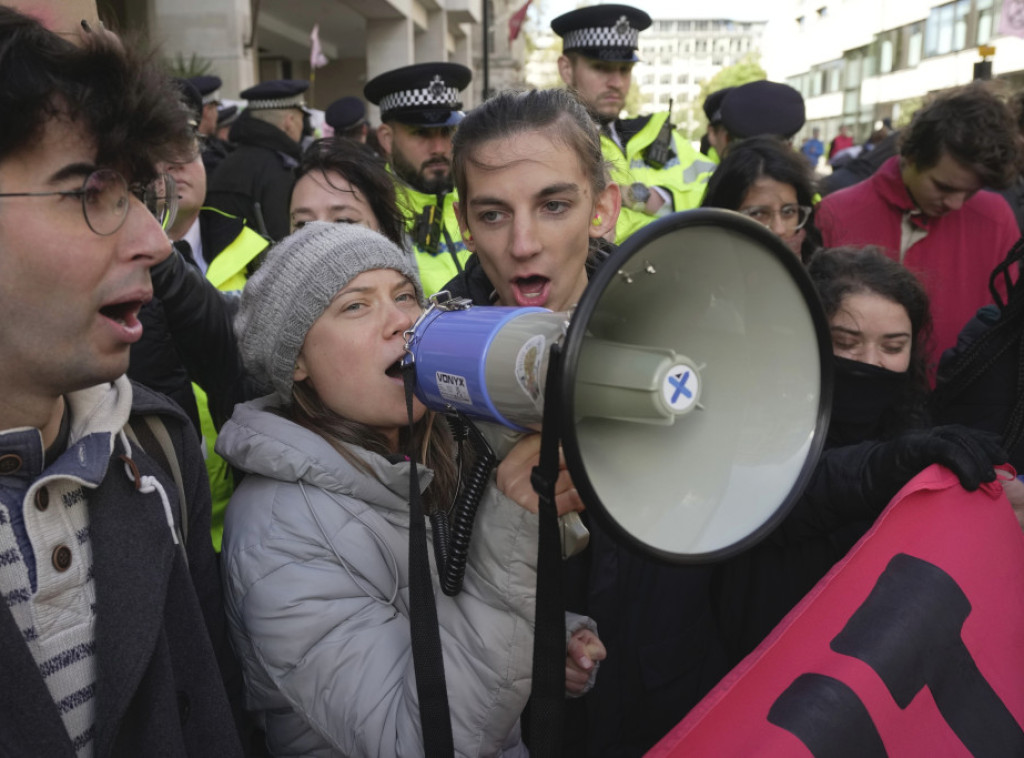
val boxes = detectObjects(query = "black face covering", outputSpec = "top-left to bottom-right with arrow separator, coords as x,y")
828,355 -> 909,446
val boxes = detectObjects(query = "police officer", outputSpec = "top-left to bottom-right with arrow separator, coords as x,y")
364,62 -> 472,295
701,86 -> 733,164
206,78 -> 309,241
188,75 -> 233,174
716,79 -> 806,150
325,96 -> 370,144
132,80 -> 269,548
552,4 -> 716,243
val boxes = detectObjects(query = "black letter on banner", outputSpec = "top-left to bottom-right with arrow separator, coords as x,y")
768,673 -> 888,757
831,552 -> 1024,757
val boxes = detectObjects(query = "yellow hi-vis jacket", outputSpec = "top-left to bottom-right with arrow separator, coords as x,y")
392,172 -> 473,297
604,111 -> 717,243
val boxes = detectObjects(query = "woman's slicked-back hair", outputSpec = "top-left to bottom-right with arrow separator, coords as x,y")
295,138 -> 405,247
701,134 -> 822,261
452,88 -> 608,205
0,7 -> 192,185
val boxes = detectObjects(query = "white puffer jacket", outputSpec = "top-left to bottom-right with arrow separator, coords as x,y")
217,396 -> 536,757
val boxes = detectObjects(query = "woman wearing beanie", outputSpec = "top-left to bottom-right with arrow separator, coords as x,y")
216,222 -> 589,756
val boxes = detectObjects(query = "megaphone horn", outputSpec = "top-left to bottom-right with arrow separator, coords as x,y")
404,208 -> 833,564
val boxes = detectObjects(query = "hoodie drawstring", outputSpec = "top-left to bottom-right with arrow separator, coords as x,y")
118,429 -> 180,546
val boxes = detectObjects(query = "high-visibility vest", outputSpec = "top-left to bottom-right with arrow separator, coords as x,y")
603,111 -> 717,243
392,173 -> 473,296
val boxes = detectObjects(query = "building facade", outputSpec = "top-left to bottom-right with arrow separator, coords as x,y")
771,0 -> 1024,146
636,18 -> 767,135
102,0 -> 483,117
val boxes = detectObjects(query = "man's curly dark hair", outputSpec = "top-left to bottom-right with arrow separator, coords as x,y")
900,81 -> 1024,190
0,7 -> 193,185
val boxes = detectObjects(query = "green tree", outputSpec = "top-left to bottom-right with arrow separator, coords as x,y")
683,53 -> 767,141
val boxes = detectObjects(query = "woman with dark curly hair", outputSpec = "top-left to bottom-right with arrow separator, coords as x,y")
715,245 -> 1006,662
701,135 -> 822,262
810,245 -> 932,444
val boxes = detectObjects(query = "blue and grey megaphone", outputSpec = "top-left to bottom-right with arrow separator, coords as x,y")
403,210 -> 833,563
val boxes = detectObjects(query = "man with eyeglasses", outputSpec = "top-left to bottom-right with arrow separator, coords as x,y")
0,8 -> 244,755
817,83 -> 1023,370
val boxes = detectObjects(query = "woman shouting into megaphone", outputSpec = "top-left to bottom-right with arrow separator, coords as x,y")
215,222 -> 597,756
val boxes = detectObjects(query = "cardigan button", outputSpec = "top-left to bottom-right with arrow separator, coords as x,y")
35,488 -> 50,512
0,454 -> 22,475
52,545 -> 72,572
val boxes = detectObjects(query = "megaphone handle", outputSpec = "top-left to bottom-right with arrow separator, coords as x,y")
525,344 -> 566,756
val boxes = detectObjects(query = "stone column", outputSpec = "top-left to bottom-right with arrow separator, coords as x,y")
147,0 -> 256,98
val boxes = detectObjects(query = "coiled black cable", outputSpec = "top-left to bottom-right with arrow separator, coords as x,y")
430,413 -> 498,596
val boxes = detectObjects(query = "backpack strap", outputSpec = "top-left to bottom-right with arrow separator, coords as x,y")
123,415 -> 189,546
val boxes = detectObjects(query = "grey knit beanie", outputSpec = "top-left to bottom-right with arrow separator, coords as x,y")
235,221 -> 423,401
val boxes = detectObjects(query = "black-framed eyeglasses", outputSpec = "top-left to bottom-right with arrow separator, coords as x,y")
0,168 -> 178,236
738,204 -> 812,232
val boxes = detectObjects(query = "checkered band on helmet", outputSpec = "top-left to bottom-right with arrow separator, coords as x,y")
562,15 -> 639,51
378,75 -> 461,116
201,90 -> 221,105
246,93 -> 308,110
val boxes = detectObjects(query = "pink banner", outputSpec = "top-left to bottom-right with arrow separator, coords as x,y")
649,465 -> 1024,757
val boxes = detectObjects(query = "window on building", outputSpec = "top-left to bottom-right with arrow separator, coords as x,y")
978,0 -> 995,44
660,73 -> 672,84
924,1 -> 962,57
677,73 -> 688,84
817,6 -> 828,18
907,21 -> 924,67
810,69 -> 823,97
844,47 -> 865,89
643,74 -> 654,85
843,89 -> 860,116
953,0 -> 969,50
875,28 -> 901,74
828,65 -> 841,92
879,37 -> 894,73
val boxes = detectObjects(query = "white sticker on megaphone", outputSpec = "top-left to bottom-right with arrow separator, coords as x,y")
515,334 -> 546,408
435,371 -> 473,406
661,363 -> 699,413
